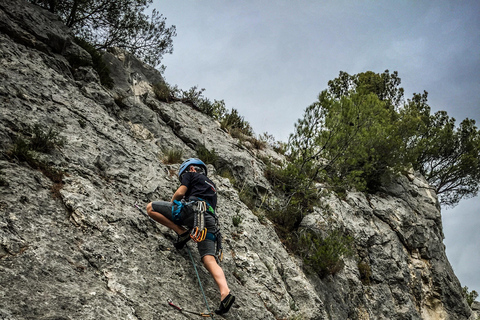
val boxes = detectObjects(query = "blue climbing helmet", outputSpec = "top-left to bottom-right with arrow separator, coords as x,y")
178,158 -> 207,181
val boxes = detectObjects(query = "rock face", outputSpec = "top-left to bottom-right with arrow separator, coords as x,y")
0,1 -> 474,319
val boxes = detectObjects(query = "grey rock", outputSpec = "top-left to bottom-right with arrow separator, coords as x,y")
0,1 -> 474,320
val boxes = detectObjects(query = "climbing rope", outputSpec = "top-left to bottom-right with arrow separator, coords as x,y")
187,245 -> 215,319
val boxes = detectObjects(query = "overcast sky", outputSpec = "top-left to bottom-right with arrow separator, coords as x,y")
152,0 -> 480,294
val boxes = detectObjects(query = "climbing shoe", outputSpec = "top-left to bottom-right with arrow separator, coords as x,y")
174,231 -> 191,249
215,293 -> 235,315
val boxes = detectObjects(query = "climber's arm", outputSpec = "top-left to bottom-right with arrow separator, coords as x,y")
171,185 -> 188,202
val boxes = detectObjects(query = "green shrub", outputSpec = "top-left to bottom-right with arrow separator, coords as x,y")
161,147 -> 183,164
259,132 -> 287,154
220,108 -> 253,136
463,286 -> 478,307
196,144 -> 218,166
7,127 -> 66,196
264,161 -> 318,234
74,37 -> 114,89
358,261 -> 372,285
29,124 -> 65,153
9,136 -> 34,163
219,168 -> 236,185
239,186 -> 256,210
298,229 -> 354,278
232,215 -> 242,227
153,81 -> 176,102
229,127 -> 245,140
198,99 -> 227,120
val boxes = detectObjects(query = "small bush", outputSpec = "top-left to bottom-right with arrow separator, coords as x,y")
229,127 -> 245,140
358,261 -> 372,285
299,229 -> 354,278
196,144 -> 218,166
232,215 -> 242,227
239,186 -> 256,210
161,147 -> 183,164
265,162 -> 318,234
153,81 -> 175,102
463,286 -> 478,307
219,168 -> 236,185
221,108 -> 253,136
259,132 -> 286,154
199,99 -> 227,120
7,127 -> 66,196
9,136 -> 34,163
248,136 -> 266,150
29,124 -> 65,153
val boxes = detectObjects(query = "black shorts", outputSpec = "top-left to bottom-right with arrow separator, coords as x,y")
151,201 -> 217,258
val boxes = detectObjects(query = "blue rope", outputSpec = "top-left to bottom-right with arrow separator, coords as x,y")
186,246 -> 214,319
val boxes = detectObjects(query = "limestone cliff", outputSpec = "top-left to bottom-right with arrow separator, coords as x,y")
0,1 -> 474,319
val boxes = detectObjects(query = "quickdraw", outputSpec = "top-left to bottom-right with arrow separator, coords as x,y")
189,200 -> 223,262
190,201 -> 207,242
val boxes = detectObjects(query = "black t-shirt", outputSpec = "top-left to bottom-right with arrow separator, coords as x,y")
180,172 -> 217,209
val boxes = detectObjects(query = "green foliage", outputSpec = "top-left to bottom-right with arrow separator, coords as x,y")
358,261 -> 372,285
156,85 -> 255,142
196,144 -> 218,166
179,86 -> 227,120
9,125 -> 65,162
399,95 -> 480,206
265,161 -> 318,236
28,124 -> 66,153
199,99 -> 228,121
248,136 -> 267,150
74,37 -> 114,88
221,108 -> 253,136
259,132 -> 287,154
463,286 -> 478,306
7,126 -> 66,196
152,81 -> 176,102
289,77 -> 402,192
238,185 -> 257,210
161,147 -> 183,164
288,70 -> 480,206
9,136 -> 34,163
29,0 -> 176,67
232,215 -> 242,227
219,168 -> 236,185
298,229 -> 354,278
328,70 -> 404,110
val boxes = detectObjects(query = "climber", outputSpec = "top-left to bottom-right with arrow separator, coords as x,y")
146,158 -> 235,315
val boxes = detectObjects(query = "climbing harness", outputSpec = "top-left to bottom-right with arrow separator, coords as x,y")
168,298 -> 213,318
191,199 -> 223,261
171,198 -> 224,261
